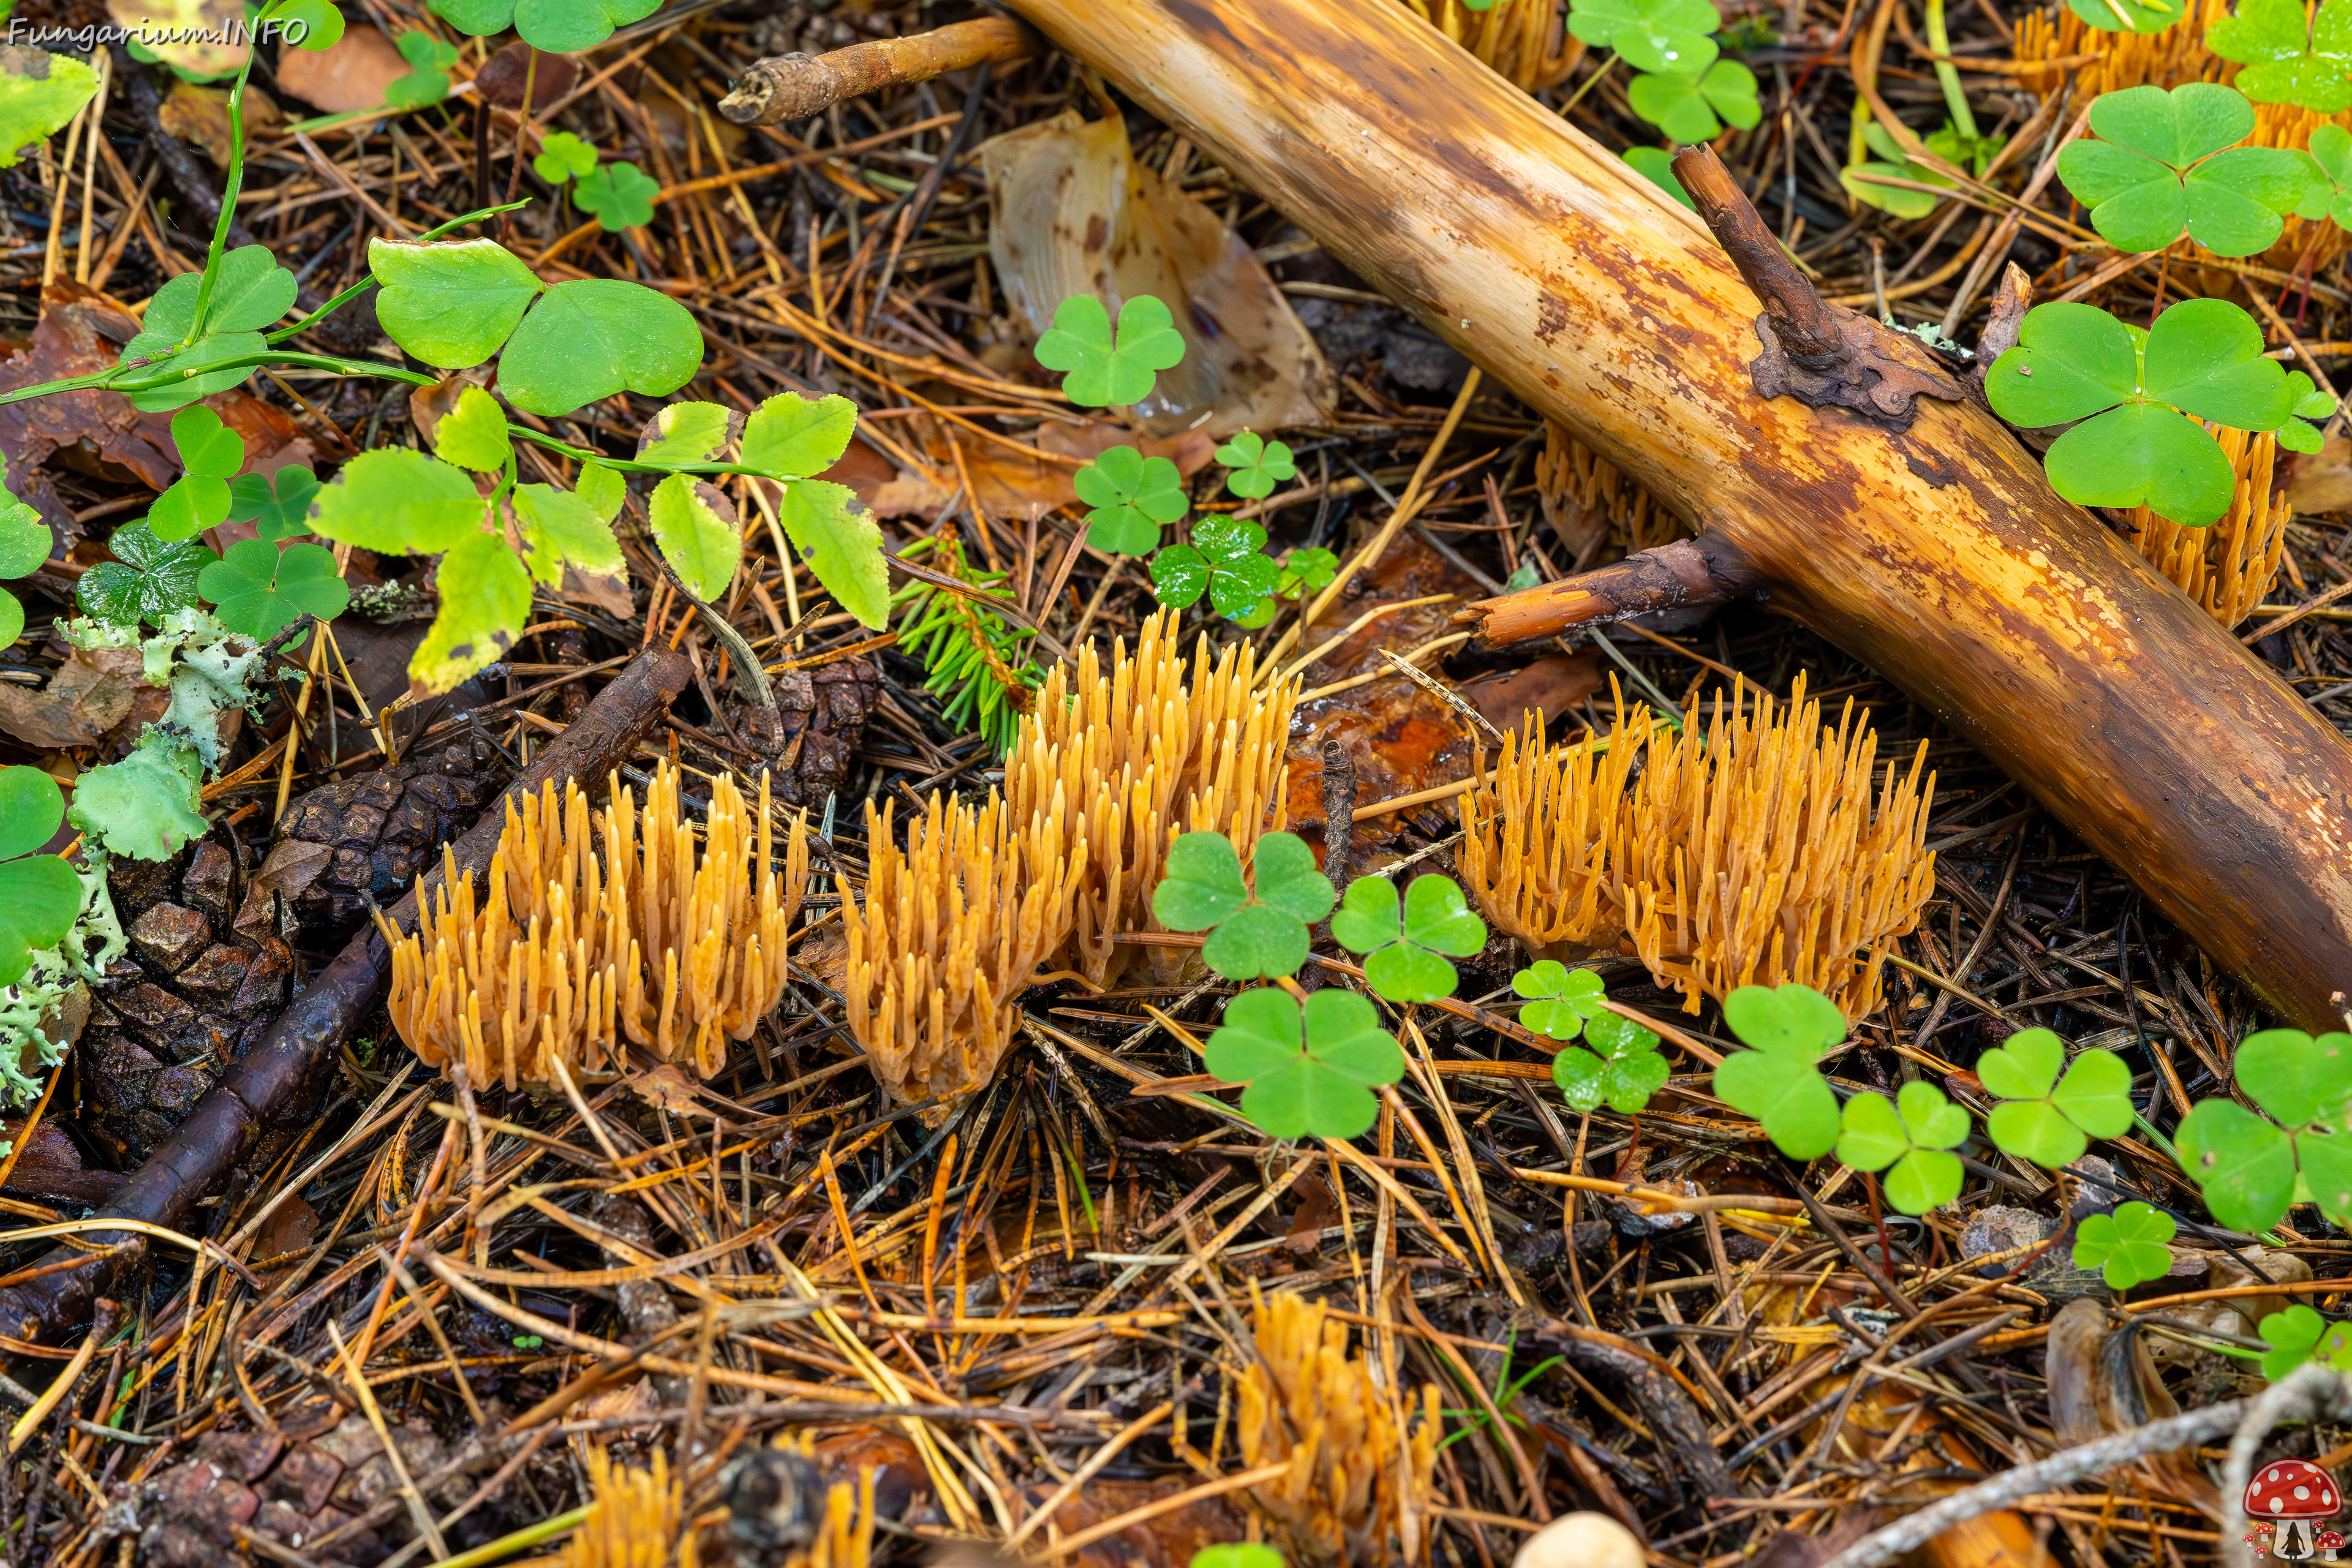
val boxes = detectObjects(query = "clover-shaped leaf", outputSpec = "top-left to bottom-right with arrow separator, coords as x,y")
1034,294 -> 1187,408
496,279 -> 703,417
0,766 -> 80,987
1151,831 -> 1335,982
2278,371 -> 2339,454
2067,0 -> 2185,32
1215,431 -> 1297,500
575,160 -> 662,232
2178,1028 -> 2352,1231
2307,124 -> 2352,230
1566,0 -> 1722,74
435,387 -> 514,473
1986,300 -> 2296,526
386,29 -> 458,107
1724,981 -> 1847,1054
2236,1028 -> 2352,1128
1330,873 -> 1487,1003
1076,446 -> 1188,556
1148,515 -> 1280,622
2178,1098 -> 2299,1232
1553,1012 -> 1668,1115
1205,987 -> 1403,1140
198,539 -> 349,641
228,464 -> 321,543
1836,1082 -> 1969,1214
1514,961 -> 1608,1041
1978,1028 -> 2135,1168
533,131 -> 598,185
1712,982 -> 1844,1158
2071,1200 -> 2178,1289
370,238 -> 546,370
1627,59 -> 1761,143
2255,1302 -> 2352,1381
431,0 -> 661,53
2209,0 -> 2352,113
149,405 -> 247,543
274,0 -> 349,50
78,519 -> 216,628
1273,547 -> 1338,601
2054,83 -> 2316,257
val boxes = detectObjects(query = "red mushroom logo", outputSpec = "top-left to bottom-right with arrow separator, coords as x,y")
2246,1461 -> 2342,1559
2320,1529 -> 2345,1561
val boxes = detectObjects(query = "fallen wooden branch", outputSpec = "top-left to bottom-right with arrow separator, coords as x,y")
1003,0 -> 2352,1029
715,17 -> 1042,126
0,649 -> 693,1347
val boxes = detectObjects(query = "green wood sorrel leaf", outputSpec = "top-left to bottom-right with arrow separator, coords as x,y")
2070,1200 -> 2178,1289
412,530 -> 531,693
2278,369 -> 2342,453
1978,1027 -> 2135,1168
575,161 -> 661,232
273,1 -> 349,50
148,406 -> 246,543
779,480 -> 890,630
1623,146 -> 1700,209
2307,124 -> 2352,228
498,281 -> 703,417
307,449 -> 487,554
1274,548 -> 1337,600
1553,1012 -> 1668,1115
0,46 -> 99,168
2255,1302 -> 2352,1380
742,392 -> 858,477
121,332 -> 268,413
2054,83 -> 2317,257
1329,873 -> 1488,1003
198,539 -> 349,641
435,388 -> 513,472
533,132 -> 598,184
1034,295 -> 1187,408
636,401 -> 735,469
514,484 -> 624,583
0,766 -> 78,986
371,239 -> 545,368
2179,1098 -> 2299,1231
1215,431 -> 1298,501
1711,982 -> 1845,1158
385,29 -> 458,108
1986,299 -> 2298,525
1149,515 -> 1280,622
2210,0 -> 2352,112
432,0 -> 664,53
68,733 -> 205,862
2067,0 -> 2185,31
1075,446 -> 1187,556
1513,961 -> 1609,1041
1836,1082 -> 1969,1214
1627,60 -> 1762,143
1204,987 -> 1403,1140
1566,0 -> 1722,74
647,473 -> 740,601
228,464 -> 321,543
78,519 -> 216,628
1844,121 -> 1952,219
135,244 -> 298,348
2177,1028 -> 2352,1229
1151,831 -> 1335,982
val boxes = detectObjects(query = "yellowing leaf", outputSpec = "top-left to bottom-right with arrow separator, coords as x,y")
307,448 -> 487,554
0,46 -> 98,169
411,532 -> 530,693
647,472 -> 739,601
779,478 -> 889,630
514,483 -> 624,584
434,387 -> 512,472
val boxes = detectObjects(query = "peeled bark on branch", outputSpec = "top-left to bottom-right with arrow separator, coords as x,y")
1002,0 -> 2352,1031
717,18 -> 1042,126
1457,535 -> 1756,644
0,649 -> 693,1346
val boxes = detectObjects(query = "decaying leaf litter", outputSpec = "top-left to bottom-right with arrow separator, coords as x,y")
0,0 -> 2350,1564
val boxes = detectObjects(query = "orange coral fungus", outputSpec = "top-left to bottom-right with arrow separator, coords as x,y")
1617,674 -> 1935,1020
1457,703 -> 1649,958
1238,1286 -> 1440,1567
383,761 -> 805,1090
567,1447 -> 696,1568
1004,608 -> 1295,986
1534,422 -> 1687,564
2130,426 -> 2289,629
839,787 -> 1082,1107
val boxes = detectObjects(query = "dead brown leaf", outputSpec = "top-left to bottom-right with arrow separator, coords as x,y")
273,24 -> 409,115
478,40 -> 578,111
158,81 -> 282,166
0,644 -> 144,750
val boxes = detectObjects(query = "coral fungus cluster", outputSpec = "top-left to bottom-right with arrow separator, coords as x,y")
383,762 -> 805,1090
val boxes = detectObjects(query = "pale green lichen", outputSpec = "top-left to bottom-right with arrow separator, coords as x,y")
0,851 -> 126,1110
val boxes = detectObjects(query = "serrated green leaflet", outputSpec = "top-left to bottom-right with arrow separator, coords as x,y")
1836,1082 -> 1969,1214
636,401 -> 733,468
77,520 -> 216,628
1148,515 -> 1280,621
2209,0 -> 2352,112
2055,85 -> 2314,256
412,530 -> 530,693
1034,294 -> 1187,407
1329,873 -> 1487,1004
577,462 -> 625,525
778,480 -> 889,630
307,449 -> 487,554
647,473 -> 739,601
228,465 -> 320,543
1215,431 -> 1297,500
431,0 -> 664,53
1627,60 -> 1761,143
1514,960 -> 1607,1041
514,484 -> 624,584
575,161 -> 661,232
0,45 -> 99,168
1978,1028 -> 2135,1167
69,734 -> 205,862
1204,987 -> 1403,1140
2071,1200 -> 2177,1289
0,494 -> 48,579
742,393 -> 858,477
198,539 -> 349,640
371,239 -> 545,369
1623,146 -> 1698,209
497,279 -> 703,417
1553,1012 -> 1668,1115
1565,0 -> 1722,74
0,766 -> 75,986
1076,446 -> 1187,556
435,388 -> 513,472
533,132 -> 598,184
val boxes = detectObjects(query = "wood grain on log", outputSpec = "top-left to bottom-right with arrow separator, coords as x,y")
1001,0 -> 2352,1030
